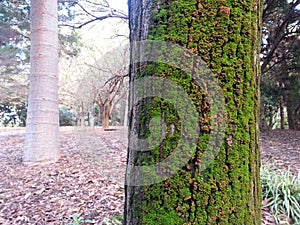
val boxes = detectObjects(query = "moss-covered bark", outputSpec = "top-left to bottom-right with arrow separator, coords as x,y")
125,0 -> 262,224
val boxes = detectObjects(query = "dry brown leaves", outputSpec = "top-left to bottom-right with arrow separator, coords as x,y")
261,129 -> 300,174
0,127 -> 299,224
0,127 -> 127,225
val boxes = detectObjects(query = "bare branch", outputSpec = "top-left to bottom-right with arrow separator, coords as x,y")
261,1 -> 300,73
59,13 -> 128,29
85,0 -> 109,8
74,1 -> 98,18
109,33 -> 129,39
58,0 -> 128,29
59,15 -> 109,29
61,0 -> 124,20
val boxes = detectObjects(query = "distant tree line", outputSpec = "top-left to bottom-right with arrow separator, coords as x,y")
0,0 -> 128,128
260,0 -> 300,130
0,0 -> 299,130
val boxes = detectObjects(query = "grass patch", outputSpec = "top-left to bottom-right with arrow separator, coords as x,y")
261,166 -> 300,224
101,215 -> 123,225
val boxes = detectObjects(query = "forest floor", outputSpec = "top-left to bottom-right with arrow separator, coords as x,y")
0,127 -> 299,224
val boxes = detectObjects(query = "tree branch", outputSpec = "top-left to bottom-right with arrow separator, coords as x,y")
58,0 -> 128,29
261,1 -> 300,73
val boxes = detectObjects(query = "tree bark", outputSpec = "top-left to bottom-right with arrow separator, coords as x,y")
287,104 -> 295,130
103,111 -> 109,129
23,0 -> 60,165
96,101 -> 114,129
287,102 -> 300,131
280,95 -> 285,129
124,0 -> 262,224
294,105 -> 300,130
78,102 -> 85,127
259,95 -> 268,131
97,103 -> 109,129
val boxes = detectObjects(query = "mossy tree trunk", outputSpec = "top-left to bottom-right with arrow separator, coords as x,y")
124,0 -> 262,224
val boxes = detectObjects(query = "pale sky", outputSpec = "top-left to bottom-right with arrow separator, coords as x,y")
108,0 -> 128,13
77,0 -> 129,62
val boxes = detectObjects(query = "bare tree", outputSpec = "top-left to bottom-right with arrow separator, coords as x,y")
94,74 -> 127,128
85,46 -> 129,128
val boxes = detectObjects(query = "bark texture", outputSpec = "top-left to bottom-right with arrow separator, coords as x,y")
125,0 -> 262,224
23,0 -> 60,165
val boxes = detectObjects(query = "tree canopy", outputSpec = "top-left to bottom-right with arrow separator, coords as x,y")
260,0 -> 300,130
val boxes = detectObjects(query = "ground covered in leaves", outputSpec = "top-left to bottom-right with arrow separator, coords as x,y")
0,127 -> 299,224
0,127 -> 127,224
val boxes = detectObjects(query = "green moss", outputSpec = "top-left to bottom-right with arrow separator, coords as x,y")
127,0 -> 262,224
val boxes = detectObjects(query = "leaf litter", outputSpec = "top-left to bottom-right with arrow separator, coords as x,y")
0,127 -> 299,224
0,127 -> 127,224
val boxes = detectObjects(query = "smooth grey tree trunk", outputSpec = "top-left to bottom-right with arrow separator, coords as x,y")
23,0 -> 60,165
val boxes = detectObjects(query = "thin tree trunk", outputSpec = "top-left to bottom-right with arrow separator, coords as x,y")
287,97 -> 295,130
123,92 -> 129,127
79,102 -> 85,127
269,113 -> 274,129
259,83 -> 268,131
105,101 -> 114,128
280,95 -> 285,129
80,116 -> 85,127
89,112 -> 94,127
295,104 -> 300,130
290,104 -> 300,131
101,106 -> 108,128
103,114 -> 109,129
23,0 -> 60,165
95,101 -> 108,128
124,0 -> 262,224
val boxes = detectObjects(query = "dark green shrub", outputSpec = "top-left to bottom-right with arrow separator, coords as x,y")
59,106 -> 76,126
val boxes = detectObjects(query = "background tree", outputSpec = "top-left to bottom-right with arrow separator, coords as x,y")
260,0 -> 300,130
94,74 -> 127,128
91,46 -> 128,128
73,49 -> 128,128
23,0 -> 60,165
0,0 -> 30,126
0,0 -> 30,67
0,0 -> 82,127
59,22 -> 129,128
124,0 -> 262,224
0,0 -> 127,128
